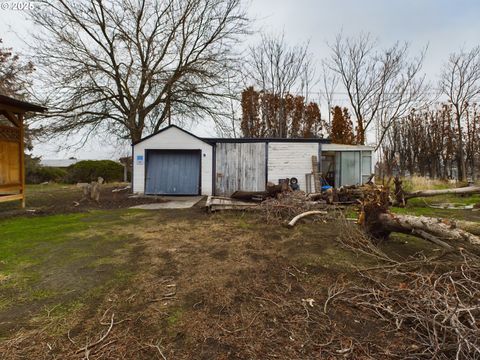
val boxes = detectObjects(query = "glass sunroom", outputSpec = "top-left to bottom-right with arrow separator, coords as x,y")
320,144 -> 374,188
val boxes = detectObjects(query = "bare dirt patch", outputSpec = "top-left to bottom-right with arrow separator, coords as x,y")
0,184 -> 167,218
0,207 -> 410,359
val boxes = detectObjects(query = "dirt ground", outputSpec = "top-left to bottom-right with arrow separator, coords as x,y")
0,183 -> 167,218
2,186 -> 477,359
0,200 -> 441,359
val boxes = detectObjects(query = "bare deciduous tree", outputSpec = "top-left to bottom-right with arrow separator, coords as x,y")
326,33 -> 427,148
0,39 -> 34,98
440,46 -> 480,181
320,63 -> 338,126
30,0 -> 248,143
244,33 -> 316,137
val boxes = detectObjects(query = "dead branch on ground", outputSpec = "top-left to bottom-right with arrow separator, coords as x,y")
75,312 -> 115,355
287,210 -> 328,228
335,254 -> 480,359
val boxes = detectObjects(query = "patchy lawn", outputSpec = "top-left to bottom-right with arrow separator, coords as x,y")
390,193 -> 480,221
0,210 -> 144,337
0,185 -> 471,359
1,203 -> 439,359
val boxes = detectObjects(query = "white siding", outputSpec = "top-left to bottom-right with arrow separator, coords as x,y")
267,142 -> 319,192
132,127 -> 213,195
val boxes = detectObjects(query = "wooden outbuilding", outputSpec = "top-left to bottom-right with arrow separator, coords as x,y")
0,95 -> 46,208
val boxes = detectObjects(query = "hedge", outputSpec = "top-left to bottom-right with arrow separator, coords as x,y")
26,166 -> 68,184
66,160 -> 124,183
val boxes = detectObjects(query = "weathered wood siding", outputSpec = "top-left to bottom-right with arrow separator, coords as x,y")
215,142 -> 266,196
267,142 -> 319,192
133,126 -> 213,195
0,140 -> 20,186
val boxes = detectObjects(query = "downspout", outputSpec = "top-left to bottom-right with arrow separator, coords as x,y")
212,143 -> 216,196
131,144 -> 134,193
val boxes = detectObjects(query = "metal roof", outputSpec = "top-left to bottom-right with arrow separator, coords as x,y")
0,94 -> 47,113
40,159 -> 80,167
202,137 -> 330,144
133,124 -> 331,146
322,143 -> 375,151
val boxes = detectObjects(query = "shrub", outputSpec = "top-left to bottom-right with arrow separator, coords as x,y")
26,166 -> 68,184
66,160 -> 124,183
26,156 -> 68,184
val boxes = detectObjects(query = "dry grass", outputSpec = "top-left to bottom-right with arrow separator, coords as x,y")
2,202 -> 479,359
402,175 -> 458,192
0,208 -> 392,359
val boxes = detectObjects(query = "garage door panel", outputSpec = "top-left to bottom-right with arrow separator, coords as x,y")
145,150 -> 200,195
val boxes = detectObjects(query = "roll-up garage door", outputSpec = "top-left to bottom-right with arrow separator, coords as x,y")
145,150 -> 201,195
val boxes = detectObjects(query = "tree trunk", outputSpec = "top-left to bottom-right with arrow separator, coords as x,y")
455,220 -> 480,236
393,176 -> 405,207
377,213 -> 480,246
356,115 -> 365,145
455,112 -> 467,181
404,186 -> 480,200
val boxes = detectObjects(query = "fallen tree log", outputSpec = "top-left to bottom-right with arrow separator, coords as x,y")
455,220 -> 480,236
287,210 -> 328,227
405,185 -> 480,199
230,190 -> 267,202
376,213 -> 480,247
231,181 -> 290,202
391,176 -> 480,207
359,183 -> 480,248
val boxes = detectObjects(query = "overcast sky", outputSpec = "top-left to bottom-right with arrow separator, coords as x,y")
1,0 -> 480,159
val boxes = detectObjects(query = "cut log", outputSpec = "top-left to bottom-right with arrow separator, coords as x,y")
76,177 -> 104,204
230,190 -> 267,202
455,220 -> 480,236
377,213 -> 480,246
288,210 -> 328,227
266,181 -> 290,196
405,185 -> 480,199
230,181 -> 290,202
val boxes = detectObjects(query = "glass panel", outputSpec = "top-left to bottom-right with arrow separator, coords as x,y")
340,151 -> 360,186
335,152 -> 341,187
321,153 -> 335,187
362,154 -> 372,177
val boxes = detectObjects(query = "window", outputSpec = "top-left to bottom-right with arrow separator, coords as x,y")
340,151 -> 360,186
361,152 -> 372,184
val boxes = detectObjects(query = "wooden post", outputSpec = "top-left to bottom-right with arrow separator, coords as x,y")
18,113 -> 25,208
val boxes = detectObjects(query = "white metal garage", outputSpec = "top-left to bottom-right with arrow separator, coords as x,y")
132,125 -> 374,196
132,126 -> 213,195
